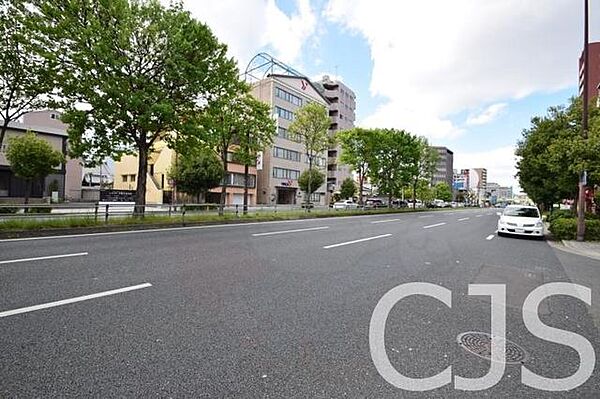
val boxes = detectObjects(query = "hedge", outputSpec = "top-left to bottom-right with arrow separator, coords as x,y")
550,218 -> 600,241
547,209 -> 575,223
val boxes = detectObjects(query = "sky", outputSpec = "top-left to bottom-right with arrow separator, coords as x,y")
182,0 -> 600,190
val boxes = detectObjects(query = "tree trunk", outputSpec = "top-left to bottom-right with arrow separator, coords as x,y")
24,179 -> 31,208
219,148 -> 228,216
412,181 -> 417,209
307,157 -> 313,213
358,168 -> 364,206
388,192 -> 393,209
134,144 -> 149,216
0,119 -> 9,152
243,163 -> 249,215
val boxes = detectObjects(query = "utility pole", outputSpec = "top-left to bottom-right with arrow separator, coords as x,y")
577,0 -> 589,241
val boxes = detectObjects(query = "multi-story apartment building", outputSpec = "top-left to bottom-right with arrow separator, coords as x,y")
431,146 -> 454,189
469,168 -> 487,205
251,74 -> 330,205
0,110 -> 82,201
313,75 -> 356,193
113,141 -> 257,205
579,42 -> 600,102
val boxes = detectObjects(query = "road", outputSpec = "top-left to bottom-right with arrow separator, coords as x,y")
1,209 -> 599,397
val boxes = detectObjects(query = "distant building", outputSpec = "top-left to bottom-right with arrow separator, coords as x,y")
431,146 -> 454,189
0,110 -> 82,201
313,75 -> 356,194
469,168 -> 487,205
251,74 -> 329,205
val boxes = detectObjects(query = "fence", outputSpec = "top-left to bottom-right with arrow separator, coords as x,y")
0,202 -> 380,224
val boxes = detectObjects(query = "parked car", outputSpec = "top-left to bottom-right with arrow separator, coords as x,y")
497,205 -> 544,239
392,199 -> 408,208
333,199 -> 359,210
364,199 -> 386,209
406,199 -> 424,208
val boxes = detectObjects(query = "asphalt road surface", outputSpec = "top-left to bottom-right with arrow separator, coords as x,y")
1,209 -> 599,398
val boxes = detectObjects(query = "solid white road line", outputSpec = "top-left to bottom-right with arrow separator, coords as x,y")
476,215 -> 483,218
418,215 -> 433,218
323,234 -> 392,249
0,252 -> 88,265
486,235 -> 495,240
423,222 -> 446,229
371,218 -> 401,224
252,226 -> 329,236
458,217 -> 470,221
0,283 -> 152,318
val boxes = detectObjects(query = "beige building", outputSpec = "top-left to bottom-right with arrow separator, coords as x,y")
0,110 -> 82,201
113,141 -> 258,205
251,74 -> 330,205
313,75 -> 356,193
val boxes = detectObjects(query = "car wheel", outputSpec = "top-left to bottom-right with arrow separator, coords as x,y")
497,231 -> 505,237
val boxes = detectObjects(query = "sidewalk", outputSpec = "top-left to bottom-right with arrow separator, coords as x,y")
548,240 -> 600,261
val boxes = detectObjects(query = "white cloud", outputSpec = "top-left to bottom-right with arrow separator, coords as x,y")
454,146 -> 518,188
182,0 -> 317,69
325,0 -> 597,139
360,101 -> 464,141
466,103 -> 507,126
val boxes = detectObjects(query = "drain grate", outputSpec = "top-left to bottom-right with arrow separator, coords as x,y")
457,331 -> 528,364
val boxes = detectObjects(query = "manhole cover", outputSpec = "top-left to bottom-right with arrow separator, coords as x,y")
457,332 -> 528,364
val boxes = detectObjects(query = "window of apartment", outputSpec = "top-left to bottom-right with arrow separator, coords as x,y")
275,106 -> 294,121
305,156 -> 326,167
272,167 -> 300,180
273,146 -> 301,162
122,175 -> 128,182
227,173 -> 256,188
275,87 -> 303,107
310,193 -> 321,202
50,113 -> 58,120
277,126 -> 301,143
130,174 -> 136,182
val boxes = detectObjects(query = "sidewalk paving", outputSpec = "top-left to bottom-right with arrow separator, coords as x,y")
548,239 -> 600,261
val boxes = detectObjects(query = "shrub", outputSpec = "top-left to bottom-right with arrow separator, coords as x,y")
547,209 -> 575,223
0,207 -> 19,214
550,218 -> 600,241
183,204 -> 218,212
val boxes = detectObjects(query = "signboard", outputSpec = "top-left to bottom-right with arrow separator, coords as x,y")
256,151 -> 263,171
100,189 -> 136,202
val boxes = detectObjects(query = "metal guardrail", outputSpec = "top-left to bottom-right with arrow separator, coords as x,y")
0,202 -> 392,224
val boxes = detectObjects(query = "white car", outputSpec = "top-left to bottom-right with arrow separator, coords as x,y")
333,200 -> 359,210
497,205 -> 544,239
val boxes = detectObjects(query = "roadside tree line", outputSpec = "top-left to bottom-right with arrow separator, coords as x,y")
516,97 -> 600,211
337,128 -> 439,207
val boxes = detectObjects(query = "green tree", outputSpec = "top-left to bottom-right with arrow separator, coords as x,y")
298,169 -> 325,197
516,97 -> 600,211
340,177 -> 356,200
197,82 -> 260,215
5,131 -> 64,204
288,102 -> 330,206
368,129 -> 415,207
434,182 -> 453,202
36,0 -> 238,214
337,127 -> 376,205
233,94 -> 276,214
169,148 -> 224,203
0,0 -> 55,149
405,138 -> 438,208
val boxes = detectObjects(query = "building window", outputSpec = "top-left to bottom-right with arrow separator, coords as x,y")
273,146 -> 301,162
227,173 -> 256,188
122,175 -> 128,182
275,106 -> 294,121
50,113 -> 58,120
272,167 -> 300,180
275,87 -> 303,107
305,156 -> 326,167
277,126 -> 301,143
310,193 -> 321,202
130,174 -> 136,182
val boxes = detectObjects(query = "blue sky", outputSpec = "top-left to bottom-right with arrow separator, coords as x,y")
187,0 -> 599,190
